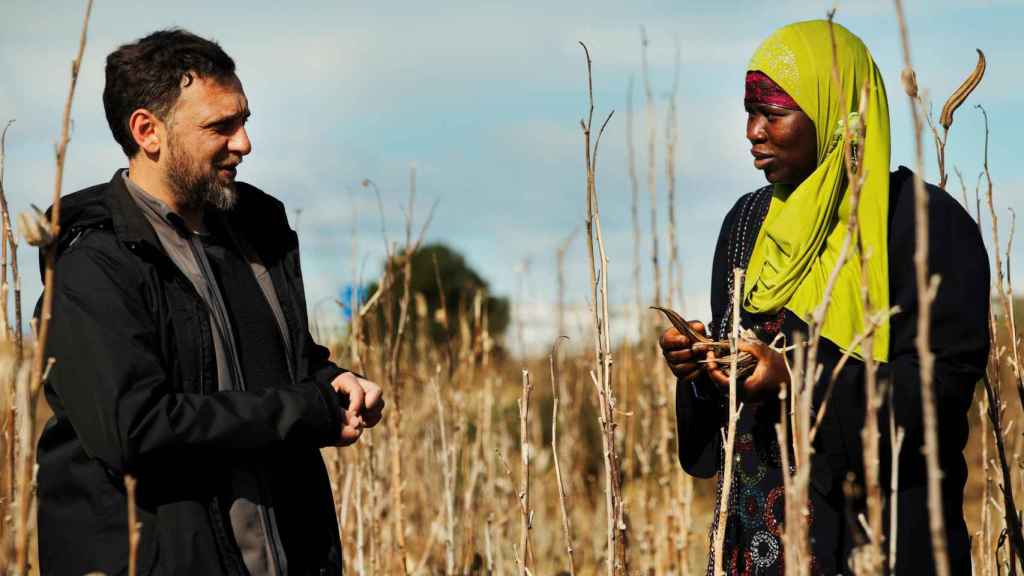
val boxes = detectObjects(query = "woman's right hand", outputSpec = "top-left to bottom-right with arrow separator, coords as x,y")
659,321 -> 708,381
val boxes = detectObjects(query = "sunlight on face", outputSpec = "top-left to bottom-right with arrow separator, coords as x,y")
162,74 -> 252,210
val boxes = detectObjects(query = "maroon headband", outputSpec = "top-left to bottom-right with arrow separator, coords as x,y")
745,71 -> 801,110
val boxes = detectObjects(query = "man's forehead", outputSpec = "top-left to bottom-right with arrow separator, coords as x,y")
176,74 -> 248,117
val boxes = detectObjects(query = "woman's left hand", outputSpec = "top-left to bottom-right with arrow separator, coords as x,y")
706,339 -> 790,403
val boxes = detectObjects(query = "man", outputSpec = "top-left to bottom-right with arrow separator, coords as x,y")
36,29 -> 381,575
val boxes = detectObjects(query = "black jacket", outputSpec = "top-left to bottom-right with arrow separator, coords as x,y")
37,171 -> 348,575
677,167 -> 989,574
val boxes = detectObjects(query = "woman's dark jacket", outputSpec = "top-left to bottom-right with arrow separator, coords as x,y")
36,171 -> 348,575
677,167 -> 989,574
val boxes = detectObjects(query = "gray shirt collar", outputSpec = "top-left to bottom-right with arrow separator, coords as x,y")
121,171 -> 201,239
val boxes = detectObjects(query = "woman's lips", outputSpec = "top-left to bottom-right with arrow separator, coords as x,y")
751,150 -> 773,169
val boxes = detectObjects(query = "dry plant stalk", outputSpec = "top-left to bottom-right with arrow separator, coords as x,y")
0,119 -> 19,348
713,267 -> 744,576
517,369 -> 533,575
367,167 -> 436,575
577,41 -> 627,576
0,119 -> 17,563
826,13 -> 886,566
888,384 -> 906,573
432,369 -> 457,574
893,1 -> 949,573
549,339 -> 577,576
775,333 -> 801,576
640,28 -> 662,309
125,474 -> 140,576
980,103 -> 1024,422
625,77 -> 643,336
14,2 -> 93,571
978,103 -> 1024,567
555,229 -> 577,344
665,39 -> 682,310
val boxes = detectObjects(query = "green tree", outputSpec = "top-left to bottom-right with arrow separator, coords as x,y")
367,243 -> 510,346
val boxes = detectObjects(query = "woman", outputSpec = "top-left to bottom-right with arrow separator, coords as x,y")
660,20 -> 989,574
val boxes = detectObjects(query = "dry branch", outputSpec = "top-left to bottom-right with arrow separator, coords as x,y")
14,3 -> 93,571
713,267 -> 744,576
578,41 -> 627,576
550,338 -> 577,576
893,1 -> 949,573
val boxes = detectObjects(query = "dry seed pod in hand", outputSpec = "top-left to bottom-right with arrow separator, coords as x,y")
650,305 -> 756,377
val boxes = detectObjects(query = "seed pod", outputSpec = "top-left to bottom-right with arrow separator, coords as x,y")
650,305 -> 711,344
651,305 -> 758,377
940,49 -> 986,130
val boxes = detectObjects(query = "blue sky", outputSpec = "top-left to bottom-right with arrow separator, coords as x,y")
2,0 -> 1021,352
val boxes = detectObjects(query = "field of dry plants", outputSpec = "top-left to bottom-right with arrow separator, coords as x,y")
1,1 -> 1023,575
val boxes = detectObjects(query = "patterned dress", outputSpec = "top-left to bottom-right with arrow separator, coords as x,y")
702,187 -> 818,575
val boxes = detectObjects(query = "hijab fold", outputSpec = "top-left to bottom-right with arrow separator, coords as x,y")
743,20 -> 891,362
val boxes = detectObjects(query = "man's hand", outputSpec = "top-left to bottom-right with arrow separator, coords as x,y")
705,339 -> 789,403
330,372 -> 385,446
659,321 -> 708,382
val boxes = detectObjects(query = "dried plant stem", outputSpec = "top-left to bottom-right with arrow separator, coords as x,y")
713,267 -> 744,576
354,458 -> 366,576
126,474 -> 140,576
0,119 -> 16,556
578,41 -> 627,576
658,43 -> 684,574
776,333 -> 802,576
665,39 -> 682,310
0,120 -> 14,342
893,2 -> 948,574
979,105 -> 1024,414
793,345 -> 814,576
15,3 -> 92,572
556,229 -> 577,343
517,369 -> 533,575
888,382 -> 906,573
978,397 -> 992,576
977,103 -> 1024,570
831,17 -> 885,558
641,28 -> 661,309
550,339 -> 577,576
626,77 -> 643,336
433,369 -> 457,575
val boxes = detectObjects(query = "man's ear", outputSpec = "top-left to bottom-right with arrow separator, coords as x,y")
128,109 -> 163,155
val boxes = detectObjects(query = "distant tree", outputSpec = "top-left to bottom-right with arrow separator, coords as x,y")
363,243 -> 510,347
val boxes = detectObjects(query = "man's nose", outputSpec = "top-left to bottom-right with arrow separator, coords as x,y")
229,125 -> 252,156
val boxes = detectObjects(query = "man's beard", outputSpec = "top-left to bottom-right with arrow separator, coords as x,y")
165,135 -> 239,211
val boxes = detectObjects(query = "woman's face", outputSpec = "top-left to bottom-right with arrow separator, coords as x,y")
745,102 -> 818,187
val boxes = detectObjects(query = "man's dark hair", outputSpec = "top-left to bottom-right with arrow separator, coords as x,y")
103,29 -> 236,157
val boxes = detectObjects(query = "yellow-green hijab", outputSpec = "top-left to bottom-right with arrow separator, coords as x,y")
743,20 -> 891,362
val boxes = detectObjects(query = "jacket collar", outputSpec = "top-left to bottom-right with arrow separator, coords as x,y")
104,168 -> 164,251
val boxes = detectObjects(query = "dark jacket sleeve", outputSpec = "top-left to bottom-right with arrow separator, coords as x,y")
676,195 -> 746,478
47,238 -> 342,476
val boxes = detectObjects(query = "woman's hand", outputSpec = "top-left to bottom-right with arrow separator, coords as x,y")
659,322 -> 708,381
705,339 -> 790,403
